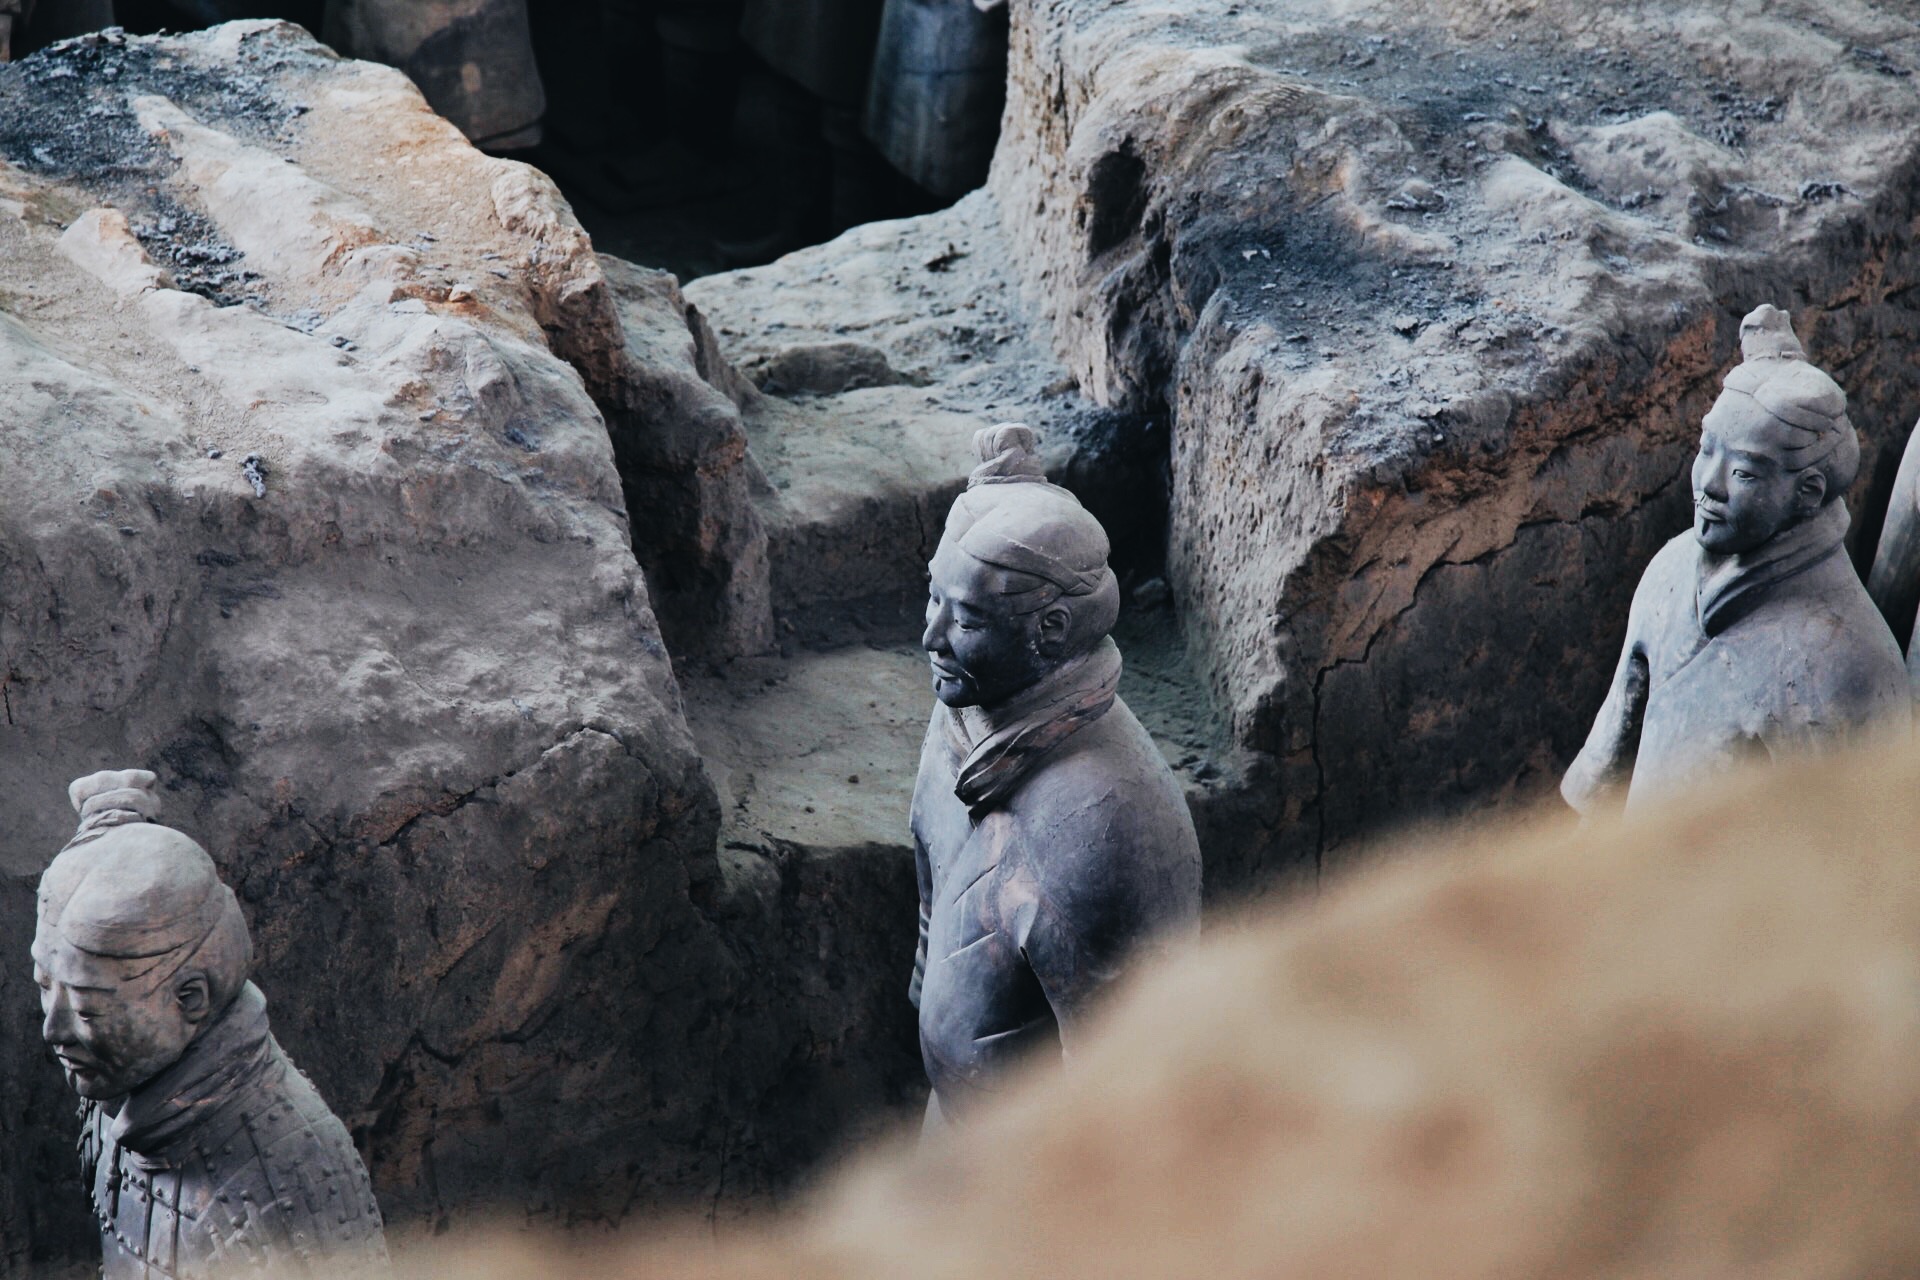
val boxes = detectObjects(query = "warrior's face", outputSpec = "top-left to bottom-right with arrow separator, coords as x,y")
1692,389 -> 1827,556
923,539 -> 1066,709
31,926 -> 208,1100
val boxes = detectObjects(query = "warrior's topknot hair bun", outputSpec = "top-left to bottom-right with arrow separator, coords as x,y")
939,422 -> 1120,645
968,423 -> 1050,487
1738,303 -> 1807,363
66,769 -> 162,850
41,769 -> 254,999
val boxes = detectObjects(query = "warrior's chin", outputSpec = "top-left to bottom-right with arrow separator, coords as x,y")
63,1066 -> 117,1100
1694,517 -> 1739,554
1696,523 -> 1772,556
932,678 -> 977,708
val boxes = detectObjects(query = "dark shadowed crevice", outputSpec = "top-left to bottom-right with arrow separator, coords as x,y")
1085,142 -> 1148,260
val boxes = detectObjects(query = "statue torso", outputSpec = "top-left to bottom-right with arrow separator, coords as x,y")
79,991 -> 388,1280
910,694 -> 1202,1118
1625,531 -> 1909,807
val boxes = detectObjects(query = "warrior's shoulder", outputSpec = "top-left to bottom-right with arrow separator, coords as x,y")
1025,701 -> 1189,823
1014,700 -> 1202,897
1789,574 -> 1906,687
1614,532 -> 1703,637
195,1045 -> 388,1270
1635,531 -> 1701,594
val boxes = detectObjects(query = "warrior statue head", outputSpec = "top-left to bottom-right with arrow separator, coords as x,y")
31,770 -> 252,1100
1692,304 -> 1858,556
923,424 -> 1122,708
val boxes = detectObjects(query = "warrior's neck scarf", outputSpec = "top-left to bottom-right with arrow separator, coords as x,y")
107,981 -> 276,1156
1695,499 -> 1850,636
945,638 -> 1122,820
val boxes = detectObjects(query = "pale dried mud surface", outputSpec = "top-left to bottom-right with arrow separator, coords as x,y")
0,23 -> 910,1275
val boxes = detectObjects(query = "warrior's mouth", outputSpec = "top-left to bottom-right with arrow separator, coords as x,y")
929,659 -> 965,679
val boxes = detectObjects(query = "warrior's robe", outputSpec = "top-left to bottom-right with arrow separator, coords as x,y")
78,983 -> 389,1279
1564,502 -> 1909,814
909,637 -> 1203,1125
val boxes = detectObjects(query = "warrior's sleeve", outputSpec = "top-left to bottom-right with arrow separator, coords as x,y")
909,829 -> 931,1010
1562,600 -> 1651,815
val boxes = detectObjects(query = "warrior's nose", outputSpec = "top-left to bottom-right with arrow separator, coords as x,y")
922,601 -> 950,654
41,993 -> 78,1046
1696,453 -> 1732,501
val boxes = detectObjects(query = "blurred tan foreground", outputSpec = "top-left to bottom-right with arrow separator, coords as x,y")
397,738 -> 1920,1278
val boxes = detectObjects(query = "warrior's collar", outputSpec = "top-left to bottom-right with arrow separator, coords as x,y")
945,637 -> 1122,820
1696,499 -> 1850,636
109,981 -> 275,1156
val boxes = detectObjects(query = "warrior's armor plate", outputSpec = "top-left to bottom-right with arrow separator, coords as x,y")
77,984 -> 388,1280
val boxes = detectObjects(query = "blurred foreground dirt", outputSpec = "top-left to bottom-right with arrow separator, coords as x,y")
374,733 -> 1920,1280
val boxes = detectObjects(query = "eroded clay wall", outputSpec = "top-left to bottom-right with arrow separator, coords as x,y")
987,0 -> 1920,876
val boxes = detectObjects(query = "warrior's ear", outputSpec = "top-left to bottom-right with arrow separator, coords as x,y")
1036,602 -> 1073,656
1796,466 -> 1828,509
175,972 -> 212,1025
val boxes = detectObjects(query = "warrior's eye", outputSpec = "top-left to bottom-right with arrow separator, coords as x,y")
1732,469 -> 1755,481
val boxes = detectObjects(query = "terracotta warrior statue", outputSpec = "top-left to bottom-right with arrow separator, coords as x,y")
910,425 -> 1203,1128
1867,389 -> 1920,687
1564,305 -> 1910,814
31,770 -> 390,1278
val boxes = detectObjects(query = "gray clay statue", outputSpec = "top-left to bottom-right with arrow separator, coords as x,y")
1866,395 -> 1920,690
31,770 -> 390,1279
1564,305 -> 1911,814
910,424 -> 1203,1128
